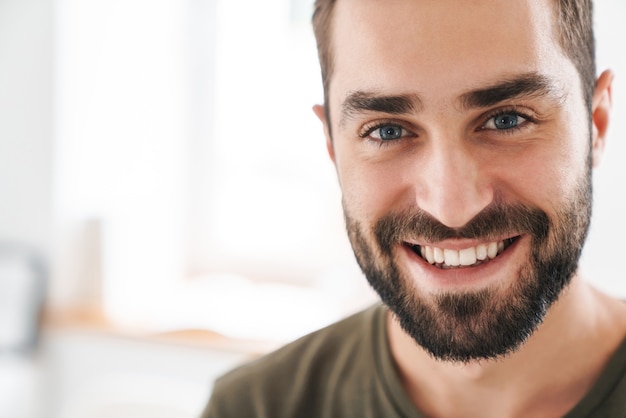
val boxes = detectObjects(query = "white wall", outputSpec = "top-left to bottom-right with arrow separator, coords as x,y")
0,0 -> 53,256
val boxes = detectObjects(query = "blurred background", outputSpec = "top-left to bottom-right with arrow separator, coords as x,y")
1,0 -> 625,417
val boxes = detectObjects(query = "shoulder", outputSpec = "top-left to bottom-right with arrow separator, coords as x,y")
202,304 -> 385,418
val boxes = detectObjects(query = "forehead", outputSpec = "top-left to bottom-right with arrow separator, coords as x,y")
329,0 -> 575,111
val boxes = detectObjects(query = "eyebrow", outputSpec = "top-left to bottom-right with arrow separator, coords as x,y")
338,73 -> 566,128
340,91 -> 423,127
458,72 -> 566,110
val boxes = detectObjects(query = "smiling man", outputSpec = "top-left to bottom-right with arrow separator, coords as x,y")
202,1 -> 626,417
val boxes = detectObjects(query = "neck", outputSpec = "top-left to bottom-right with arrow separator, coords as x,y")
387,275 -> 626,418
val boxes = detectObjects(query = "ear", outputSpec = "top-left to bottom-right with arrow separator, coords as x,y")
590,70 -> 614,168
313,104 -> 335,163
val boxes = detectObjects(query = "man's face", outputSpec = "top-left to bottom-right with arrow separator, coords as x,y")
322,0 -> 596,361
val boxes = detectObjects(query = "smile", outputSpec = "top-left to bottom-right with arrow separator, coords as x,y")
408,237 -> 519,269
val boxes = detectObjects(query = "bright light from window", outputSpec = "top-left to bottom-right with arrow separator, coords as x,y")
54,0 -> 374,341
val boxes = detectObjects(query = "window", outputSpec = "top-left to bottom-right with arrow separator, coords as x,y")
54,0 -> 374,342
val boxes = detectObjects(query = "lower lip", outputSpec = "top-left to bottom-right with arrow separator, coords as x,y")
400,237 -> 525,291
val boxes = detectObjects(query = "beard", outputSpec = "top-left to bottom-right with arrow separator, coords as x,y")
344,173 -> 592,363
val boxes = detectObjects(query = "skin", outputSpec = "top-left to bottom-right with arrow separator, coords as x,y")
313,0 -> 626,416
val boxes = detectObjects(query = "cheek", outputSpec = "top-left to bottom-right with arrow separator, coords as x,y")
545,131 -> 591,201
337,156 -> 412,221
543,102 -> 593,196
492,141 -> 589,209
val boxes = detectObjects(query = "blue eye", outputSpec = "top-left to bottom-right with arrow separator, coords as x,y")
485,112 -> 527,130
373,124 -> 405,140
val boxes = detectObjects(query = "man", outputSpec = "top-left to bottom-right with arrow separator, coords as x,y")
203,0 -> 626,416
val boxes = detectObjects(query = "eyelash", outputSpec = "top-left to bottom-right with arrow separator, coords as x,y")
359,119 -> 415,146
479,107 -> 537,135
357,107 -> 537,147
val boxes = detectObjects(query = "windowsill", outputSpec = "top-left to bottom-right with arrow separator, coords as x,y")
41,305 -> 282,357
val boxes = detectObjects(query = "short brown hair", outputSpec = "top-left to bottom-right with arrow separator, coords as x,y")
312,0 -> 596,113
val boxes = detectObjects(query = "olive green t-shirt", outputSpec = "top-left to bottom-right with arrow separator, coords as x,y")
202,304 -> 626,417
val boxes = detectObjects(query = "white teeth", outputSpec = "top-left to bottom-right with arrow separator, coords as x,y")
417,238 -> 514,269
476,244 -> 487,261
459,247 -> 477,266
424,245 -> 435,264
433,247 -> 444,264
443,249 -> 460,266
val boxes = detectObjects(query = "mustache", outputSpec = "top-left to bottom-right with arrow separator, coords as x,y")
374,202 -> 551,249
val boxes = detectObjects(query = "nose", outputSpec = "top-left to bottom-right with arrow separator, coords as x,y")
416,140 -> 493,229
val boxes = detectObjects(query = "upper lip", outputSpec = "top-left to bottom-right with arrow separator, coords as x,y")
403,235 -> 519,250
